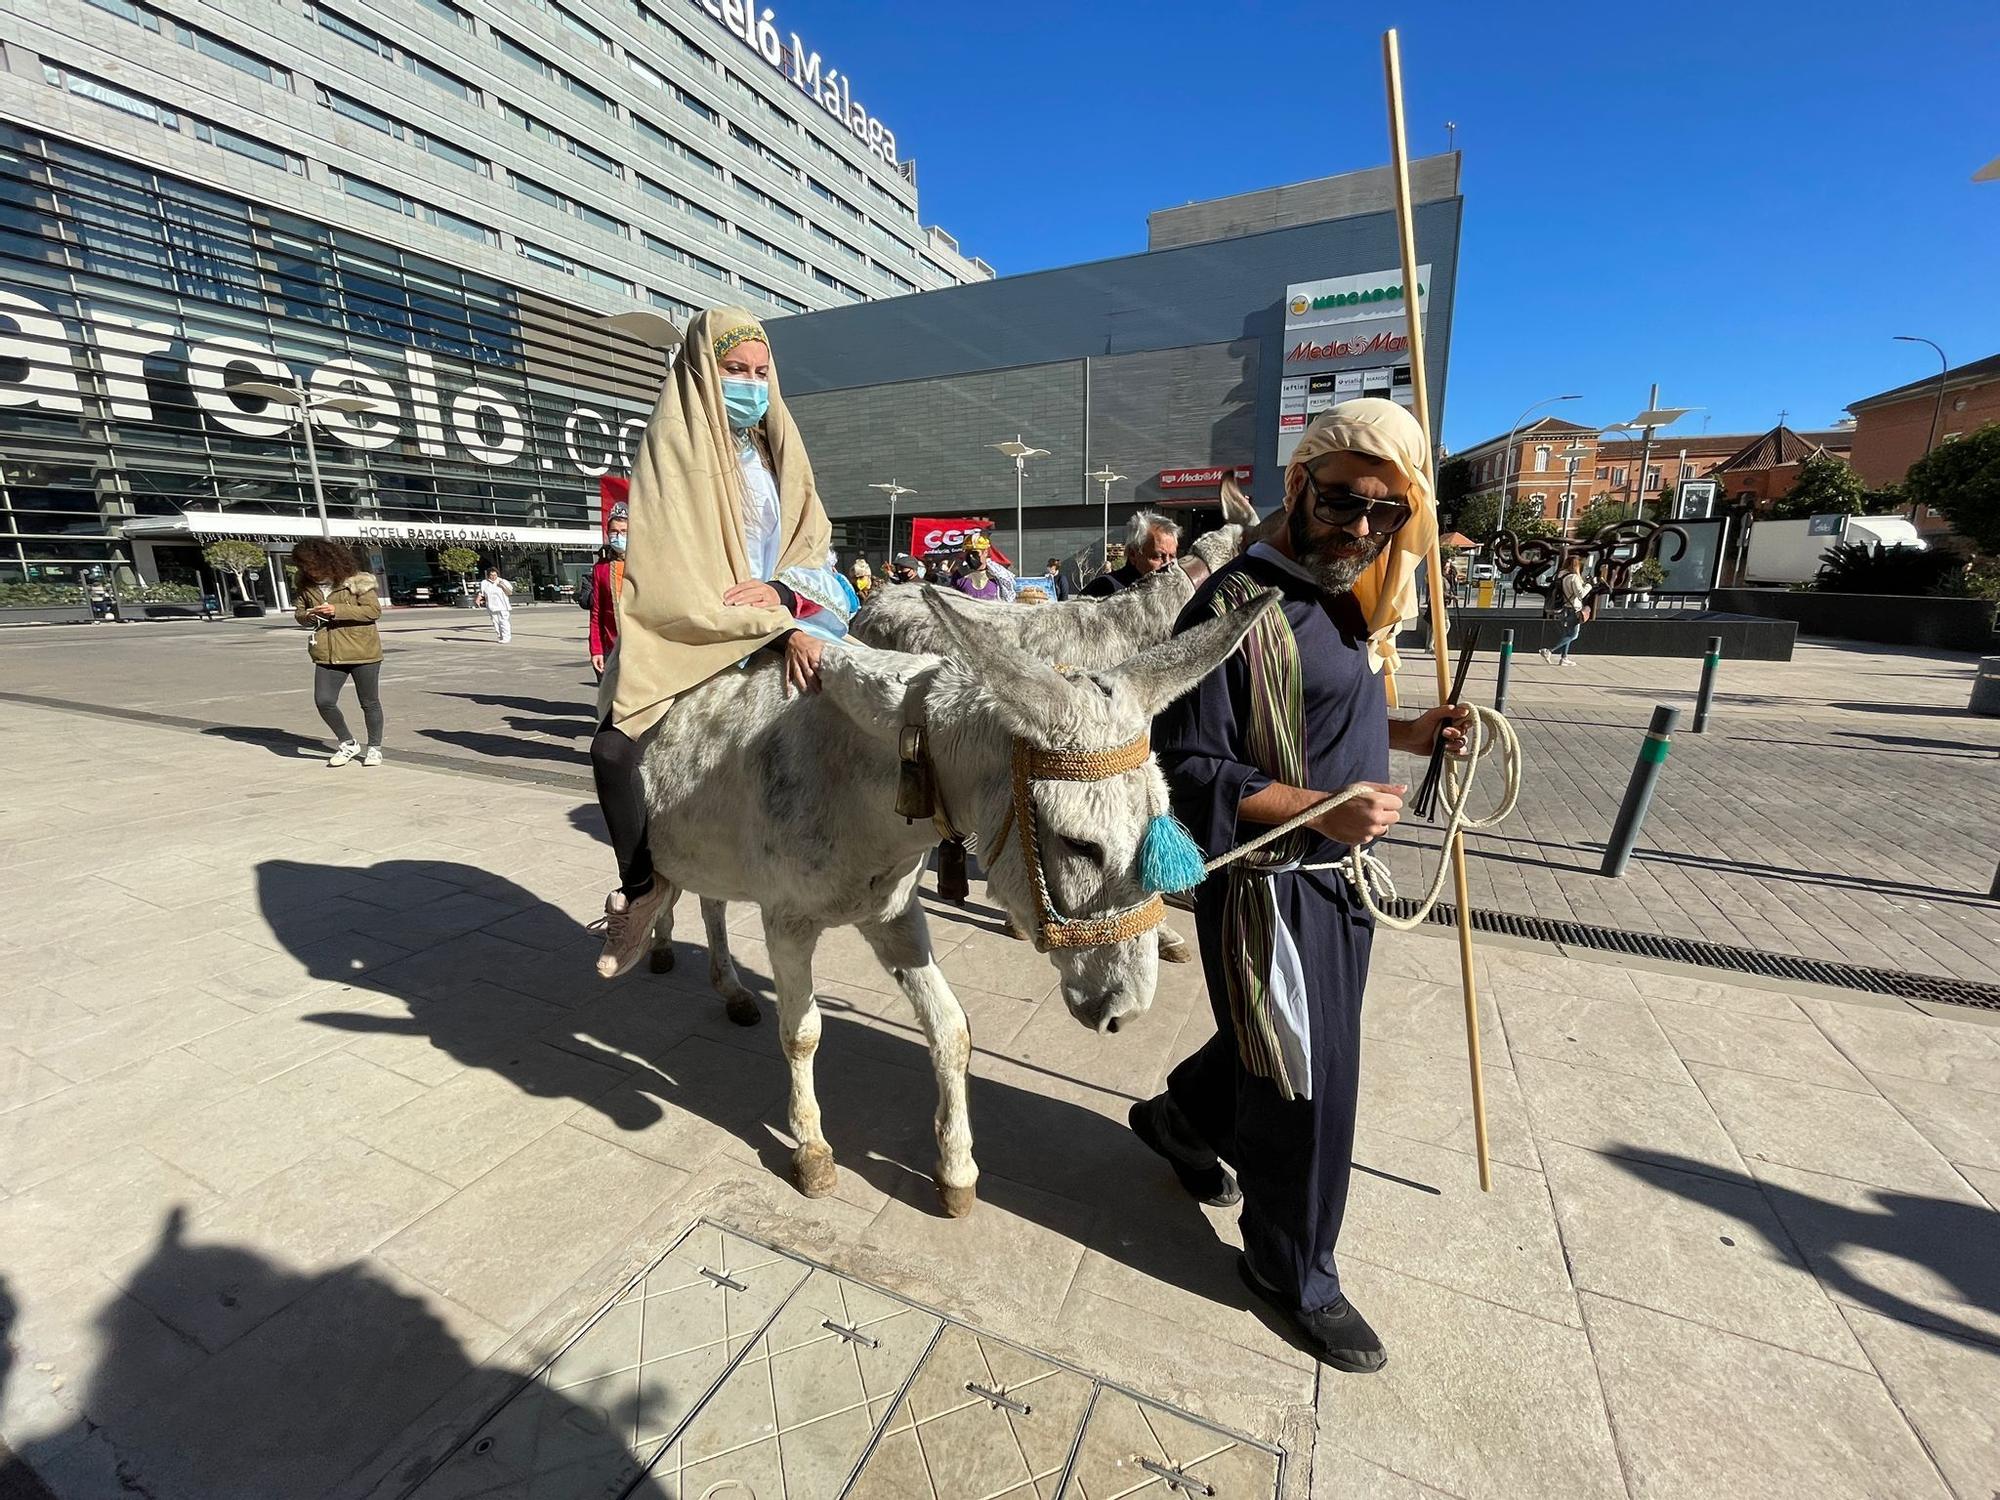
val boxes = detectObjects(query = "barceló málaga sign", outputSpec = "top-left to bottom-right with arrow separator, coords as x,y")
696,0 -> 901,166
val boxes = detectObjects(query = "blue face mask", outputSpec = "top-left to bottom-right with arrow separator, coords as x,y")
607,532 -> 627,554
721,377 -> 769,430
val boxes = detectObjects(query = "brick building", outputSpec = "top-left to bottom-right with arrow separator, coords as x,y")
1846,352 -> 2000,536
1451,417 -> 1850,534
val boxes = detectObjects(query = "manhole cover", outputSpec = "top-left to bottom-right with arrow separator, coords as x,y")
401,1221 -> 1283,1499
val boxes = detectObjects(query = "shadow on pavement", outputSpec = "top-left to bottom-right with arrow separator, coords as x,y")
200,725 -> 328,759
254,859 -> 1249,1319
1614,1150 -> 2000,1345
437,692 -> 596,718
415,728 -> 588,765
1,1210 -> 671,1500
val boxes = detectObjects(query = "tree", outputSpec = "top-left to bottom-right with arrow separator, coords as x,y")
1435,457 -> 1473,527
438,546 -> 480,593
202,540 -> 267,604
1572,498 -> 1637,538
1904,421 -> 2000,556
1771,452 -> 1865,520
1455,492 -> 1561,543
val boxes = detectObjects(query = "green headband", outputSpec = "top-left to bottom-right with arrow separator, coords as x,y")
711,322 -> 767,362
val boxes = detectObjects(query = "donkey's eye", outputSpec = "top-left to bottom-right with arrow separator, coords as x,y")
1059,835 -> 1103,863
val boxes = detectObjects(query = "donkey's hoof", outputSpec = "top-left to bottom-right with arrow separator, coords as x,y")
649,948 -> 676,974
724,994 -> 762,1027
936,1181 -> 978,1219
793,1144 -> 838,1198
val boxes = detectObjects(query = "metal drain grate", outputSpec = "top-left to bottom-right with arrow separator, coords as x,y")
1384,899 -> 2000,1012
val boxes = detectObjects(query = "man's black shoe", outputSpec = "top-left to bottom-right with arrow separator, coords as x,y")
1128,1095 -> 1241,1208
1237,1256 -> 1387,1374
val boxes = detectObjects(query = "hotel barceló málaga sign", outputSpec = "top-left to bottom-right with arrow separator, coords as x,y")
694,0 -> 903,165
0,289 -> 647,479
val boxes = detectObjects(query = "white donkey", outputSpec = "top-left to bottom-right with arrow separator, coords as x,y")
638,593 -> 1273,1215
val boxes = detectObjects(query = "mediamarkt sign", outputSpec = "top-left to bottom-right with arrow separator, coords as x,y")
1158,466 -> 1252,489
695,0 -> 901,165
0,289 -> 647,478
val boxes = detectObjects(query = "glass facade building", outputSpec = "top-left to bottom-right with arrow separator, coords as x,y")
0,0 -> 988,601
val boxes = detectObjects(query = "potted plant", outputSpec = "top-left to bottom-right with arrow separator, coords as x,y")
438,546 -> 480,605
203,540 -> 271,616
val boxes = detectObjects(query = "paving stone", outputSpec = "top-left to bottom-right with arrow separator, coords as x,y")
1343,1129 -> 1577,1327
0,1047 -> 68,1113
1540,1142 -> 1861,1366
1866,1070 -> 2000,1171
1801,998 -> 2000,1093
352,1040 -> 634,1186
1582,1292 -> 1952,1500
1747,1159 -> 2000,1347
1648,996 -> 1872,1092
1360,1037 -> 1541,1171
144,1050 -> 430,1196
937,926 -> 1062,1004
1959,1162 -> 2000,1210
1496,987 -> 1686,1083
0,1046 -> 239,1192
27,989 -> 256,1084
1362,980 -> 1511,1070
0,984 -> 93,1052
1841,1306 -> 2000,1500
1311,1448 -> 1460,1497
1322,1260 -> 1624,1500
570,1032 -> 793,1174
1691,1064 -> 1969,1196
1512,1051 -> 1745,1180
378,1124 -> 688,1330
182,985 -> 401,1082
0,1147 -> 220,1289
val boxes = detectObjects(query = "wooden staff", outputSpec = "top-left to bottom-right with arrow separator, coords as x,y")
1382,29 -> 1493,1191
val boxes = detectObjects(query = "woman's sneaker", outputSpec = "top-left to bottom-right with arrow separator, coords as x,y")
1537,648 -> 1554,664
327,742 -> 361,768
361,746 -> 384,766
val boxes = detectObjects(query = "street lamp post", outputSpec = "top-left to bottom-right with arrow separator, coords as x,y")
1892,335 -> 1949,457
1497,394 -> 1581,533
866,480 -> 914,558
1559,442 -> 1589,529
236,378 -> 376,539
1085,465 -> 1125,556
988,436 -> 1049,565
1604,384 -> 1696,523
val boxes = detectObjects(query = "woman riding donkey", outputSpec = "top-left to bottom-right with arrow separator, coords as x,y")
589,308 -> 852,978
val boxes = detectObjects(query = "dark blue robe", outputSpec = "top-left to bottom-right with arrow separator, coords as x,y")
1153,547 -> 1389,1314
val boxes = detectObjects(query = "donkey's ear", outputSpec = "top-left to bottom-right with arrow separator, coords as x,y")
918,586 -> 1080,739
1102,589 -> 1279,719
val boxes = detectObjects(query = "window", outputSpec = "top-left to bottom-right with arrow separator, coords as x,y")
733,176 -> 802,226
810,224 -> 865,264
524,0 -> 613,52
569,136 -> 620,176
649,288 -> 699,322
166,17 -> 291,86
626,54 -> 669,90
518,240 -> 573,272
321,86 -> 397,133
412,0 -> 472,27
512,173 -> 628,237
1533,445 -> 1550,472
869,261 -> 915,294
638,175 -> 727,230
1611,466 -> 1627,486
680,89 -> 720,127
318,88 -> 485,173
739,228 -> 804,272
1644,466 -> 1661,491
812,267 -> 863,299
311,5 -> 478,100
425,203 -> 497,244
512,172 -> 564,208
1526,493 -> 1546,516
1595,466 -> 1607,481
336,172 -> 415,215
643,232 -> 729,280
565,74 -> 616,113
84,0 -> 160,25
42,63 -> 179,127
1558,494 -> 1575,522
739,277 -> 804,314
194,120 -> 305,173
576,202 -> 625,237
580,265 -> 634,294
407,57 -> 480,101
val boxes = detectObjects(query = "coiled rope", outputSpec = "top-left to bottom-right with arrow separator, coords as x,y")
1199,704 -> 1522,931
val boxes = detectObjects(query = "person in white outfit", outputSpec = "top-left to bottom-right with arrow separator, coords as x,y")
476,567 -> 513,642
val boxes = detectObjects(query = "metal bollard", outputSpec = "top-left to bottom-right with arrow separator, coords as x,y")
1602,704 -> 1680,878
1495,628 -> 1515,715
1990,859 -> 1999,900
1692,635 -> 1722,733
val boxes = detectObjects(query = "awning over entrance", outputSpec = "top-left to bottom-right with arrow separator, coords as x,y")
119,512 -> 602,551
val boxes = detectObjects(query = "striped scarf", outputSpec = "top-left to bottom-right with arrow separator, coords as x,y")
1207,570 -> 1310,1099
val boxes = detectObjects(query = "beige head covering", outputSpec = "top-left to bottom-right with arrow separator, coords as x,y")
1286,397 -> 1438,689
607,306 -> 832,738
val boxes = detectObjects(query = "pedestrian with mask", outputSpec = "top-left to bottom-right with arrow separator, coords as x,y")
475,566 -> 513,643
1133,399 -> 1467,1373
291,537 -> 386,768
589,308 -> 852,979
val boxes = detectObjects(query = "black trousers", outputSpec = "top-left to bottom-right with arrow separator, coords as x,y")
589,718 -> 654,895
313,662 -> 383,746
1167,873 -> 1371,1315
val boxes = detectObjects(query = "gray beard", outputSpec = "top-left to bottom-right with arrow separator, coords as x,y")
1290,505 -> 1387,594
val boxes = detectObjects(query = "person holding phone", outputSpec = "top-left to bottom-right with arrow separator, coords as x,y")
291,538 -> 385,767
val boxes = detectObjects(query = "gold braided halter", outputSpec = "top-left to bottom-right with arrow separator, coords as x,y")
989,730 -> 1166,952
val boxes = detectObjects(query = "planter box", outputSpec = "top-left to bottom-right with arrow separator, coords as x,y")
0,604 -> 93,626
1397,608 -> 1797,661
1710,589 -> 1999,652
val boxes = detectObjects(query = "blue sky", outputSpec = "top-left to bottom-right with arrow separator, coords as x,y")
771,0 -> 2000,449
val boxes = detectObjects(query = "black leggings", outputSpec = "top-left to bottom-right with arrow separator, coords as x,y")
590,719 -> 654,895
314,662 -> 383,746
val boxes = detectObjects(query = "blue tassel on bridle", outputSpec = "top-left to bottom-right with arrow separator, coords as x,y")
1140,812 -> 1208,894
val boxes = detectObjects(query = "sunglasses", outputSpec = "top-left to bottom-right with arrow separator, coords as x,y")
1305,476 -> 1413,535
